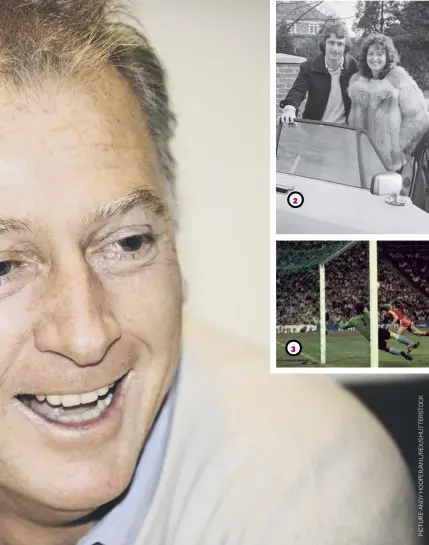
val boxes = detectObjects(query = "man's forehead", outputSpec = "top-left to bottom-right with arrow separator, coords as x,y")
327,34 -> 345,42
0,68 -> 152,152
0,67 -> 168,224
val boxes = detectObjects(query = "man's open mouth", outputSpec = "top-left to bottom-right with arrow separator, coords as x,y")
15,373 -> 127,425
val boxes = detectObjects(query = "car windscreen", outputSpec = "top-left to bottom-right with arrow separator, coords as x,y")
276,121 -> 362,188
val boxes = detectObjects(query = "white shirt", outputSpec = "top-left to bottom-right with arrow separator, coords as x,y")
78,367 -> 178,545
322,56 -> 346,124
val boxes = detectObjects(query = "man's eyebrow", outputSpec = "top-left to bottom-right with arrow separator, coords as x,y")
0,217 -> 37,236
0,189 -> 166,236
83,188 -> 167,226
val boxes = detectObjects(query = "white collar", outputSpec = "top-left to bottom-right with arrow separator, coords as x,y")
325,55 -> 344,74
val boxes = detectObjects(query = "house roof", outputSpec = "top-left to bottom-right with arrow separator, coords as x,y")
276,1 -> 328,22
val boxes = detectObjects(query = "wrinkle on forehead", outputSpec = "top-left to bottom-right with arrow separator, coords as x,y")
0,66 -> 158,171
0,67 -> 163,200
0,66 -> 174,231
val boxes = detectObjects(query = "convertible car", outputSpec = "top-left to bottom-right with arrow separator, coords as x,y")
276,119 -> 429,234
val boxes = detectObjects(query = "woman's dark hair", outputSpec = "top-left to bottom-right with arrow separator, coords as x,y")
318,21 -> 351,54
359,33 -> 400,79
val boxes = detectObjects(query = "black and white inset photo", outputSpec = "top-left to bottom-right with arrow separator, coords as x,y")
276,1 -> 429,234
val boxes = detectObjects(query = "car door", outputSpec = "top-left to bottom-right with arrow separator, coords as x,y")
410,128 -> 429,213
276,120 -> 429,233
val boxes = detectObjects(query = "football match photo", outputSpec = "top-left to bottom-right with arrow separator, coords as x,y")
276,240 -> 429,368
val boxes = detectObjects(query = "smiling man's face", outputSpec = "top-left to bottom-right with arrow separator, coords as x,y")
0,68 -> 182,519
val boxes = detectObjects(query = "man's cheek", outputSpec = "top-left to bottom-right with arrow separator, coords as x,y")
0,312 -> 34,385
110,269 -> 182,331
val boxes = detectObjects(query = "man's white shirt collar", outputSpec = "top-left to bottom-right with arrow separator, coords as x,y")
325,55 -> 344,74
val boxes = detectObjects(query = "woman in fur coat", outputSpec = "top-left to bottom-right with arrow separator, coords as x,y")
348,33 -> 429,172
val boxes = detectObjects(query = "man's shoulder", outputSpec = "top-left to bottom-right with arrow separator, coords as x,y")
291,57 -> 311,74
175,321 -> 416,543
180,320 -> 402,469
306,53 -> 358,75
307,53 -> 324,73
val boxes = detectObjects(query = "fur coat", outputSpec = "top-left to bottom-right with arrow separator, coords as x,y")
348,66 -> 429,171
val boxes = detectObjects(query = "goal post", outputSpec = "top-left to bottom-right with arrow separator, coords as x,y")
369,240 -> 379,368
317,241 -> 359,366
319,263 -> 326,364
319,240 -> 379,367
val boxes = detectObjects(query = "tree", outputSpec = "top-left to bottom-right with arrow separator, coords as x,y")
392,1 -> 429,89
352,0 -> 365,34
396,1 -> 429,44
358,1 -> 382,34
276,1 -> 324,32
354,1 -> 402,36
276,1 -> 325,54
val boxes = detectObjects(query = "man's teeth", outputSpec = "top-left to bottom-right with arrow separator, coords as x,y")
46,393 -> 114,424
35,384 -> 114,408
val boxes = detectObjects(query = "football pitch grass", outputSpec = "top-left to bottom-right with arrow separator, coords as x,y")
276,331 -> 429,368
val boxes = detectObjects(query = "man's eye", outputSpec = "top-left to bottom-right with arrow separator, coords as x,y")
102,232 -> 158,263
0,261 -> 13,277
0,260 -> 29,288
117,235 -> 147,253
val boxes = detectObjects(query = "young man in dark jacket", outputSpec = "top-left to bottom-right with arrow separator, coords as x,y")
280,22 -> 358,125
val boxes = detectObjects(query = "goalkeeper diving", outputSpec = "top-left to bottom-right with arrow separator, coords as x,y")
339,303 -> 419,362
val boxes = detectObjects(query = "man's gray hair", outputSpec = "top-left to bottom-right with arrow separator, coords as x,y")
0,0 -> 176,215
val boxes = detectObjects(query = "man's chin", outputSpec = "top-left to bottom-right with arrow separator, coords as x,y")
11,457 -> 138,524
48,466 -> 135,513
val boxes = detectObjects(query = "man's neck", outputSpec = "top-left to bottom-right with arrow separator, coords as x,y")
325,56 -> 343,72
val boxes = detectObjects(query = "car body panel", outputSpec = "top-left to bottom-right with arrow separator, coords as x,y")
276,172 -> 429,234
276,120 -> 429,234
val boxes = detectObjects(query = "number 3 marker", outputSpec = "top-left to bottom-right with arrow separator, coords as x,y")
285,340 -> 302,356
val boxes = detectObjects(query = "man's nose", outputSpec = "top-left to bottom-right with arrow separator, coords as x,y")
34,260 -> 121,366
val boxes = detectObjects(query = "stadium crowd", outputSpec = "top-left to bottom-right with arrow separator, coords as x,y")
277,243 -> 429,325
386,248 -> 429,299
